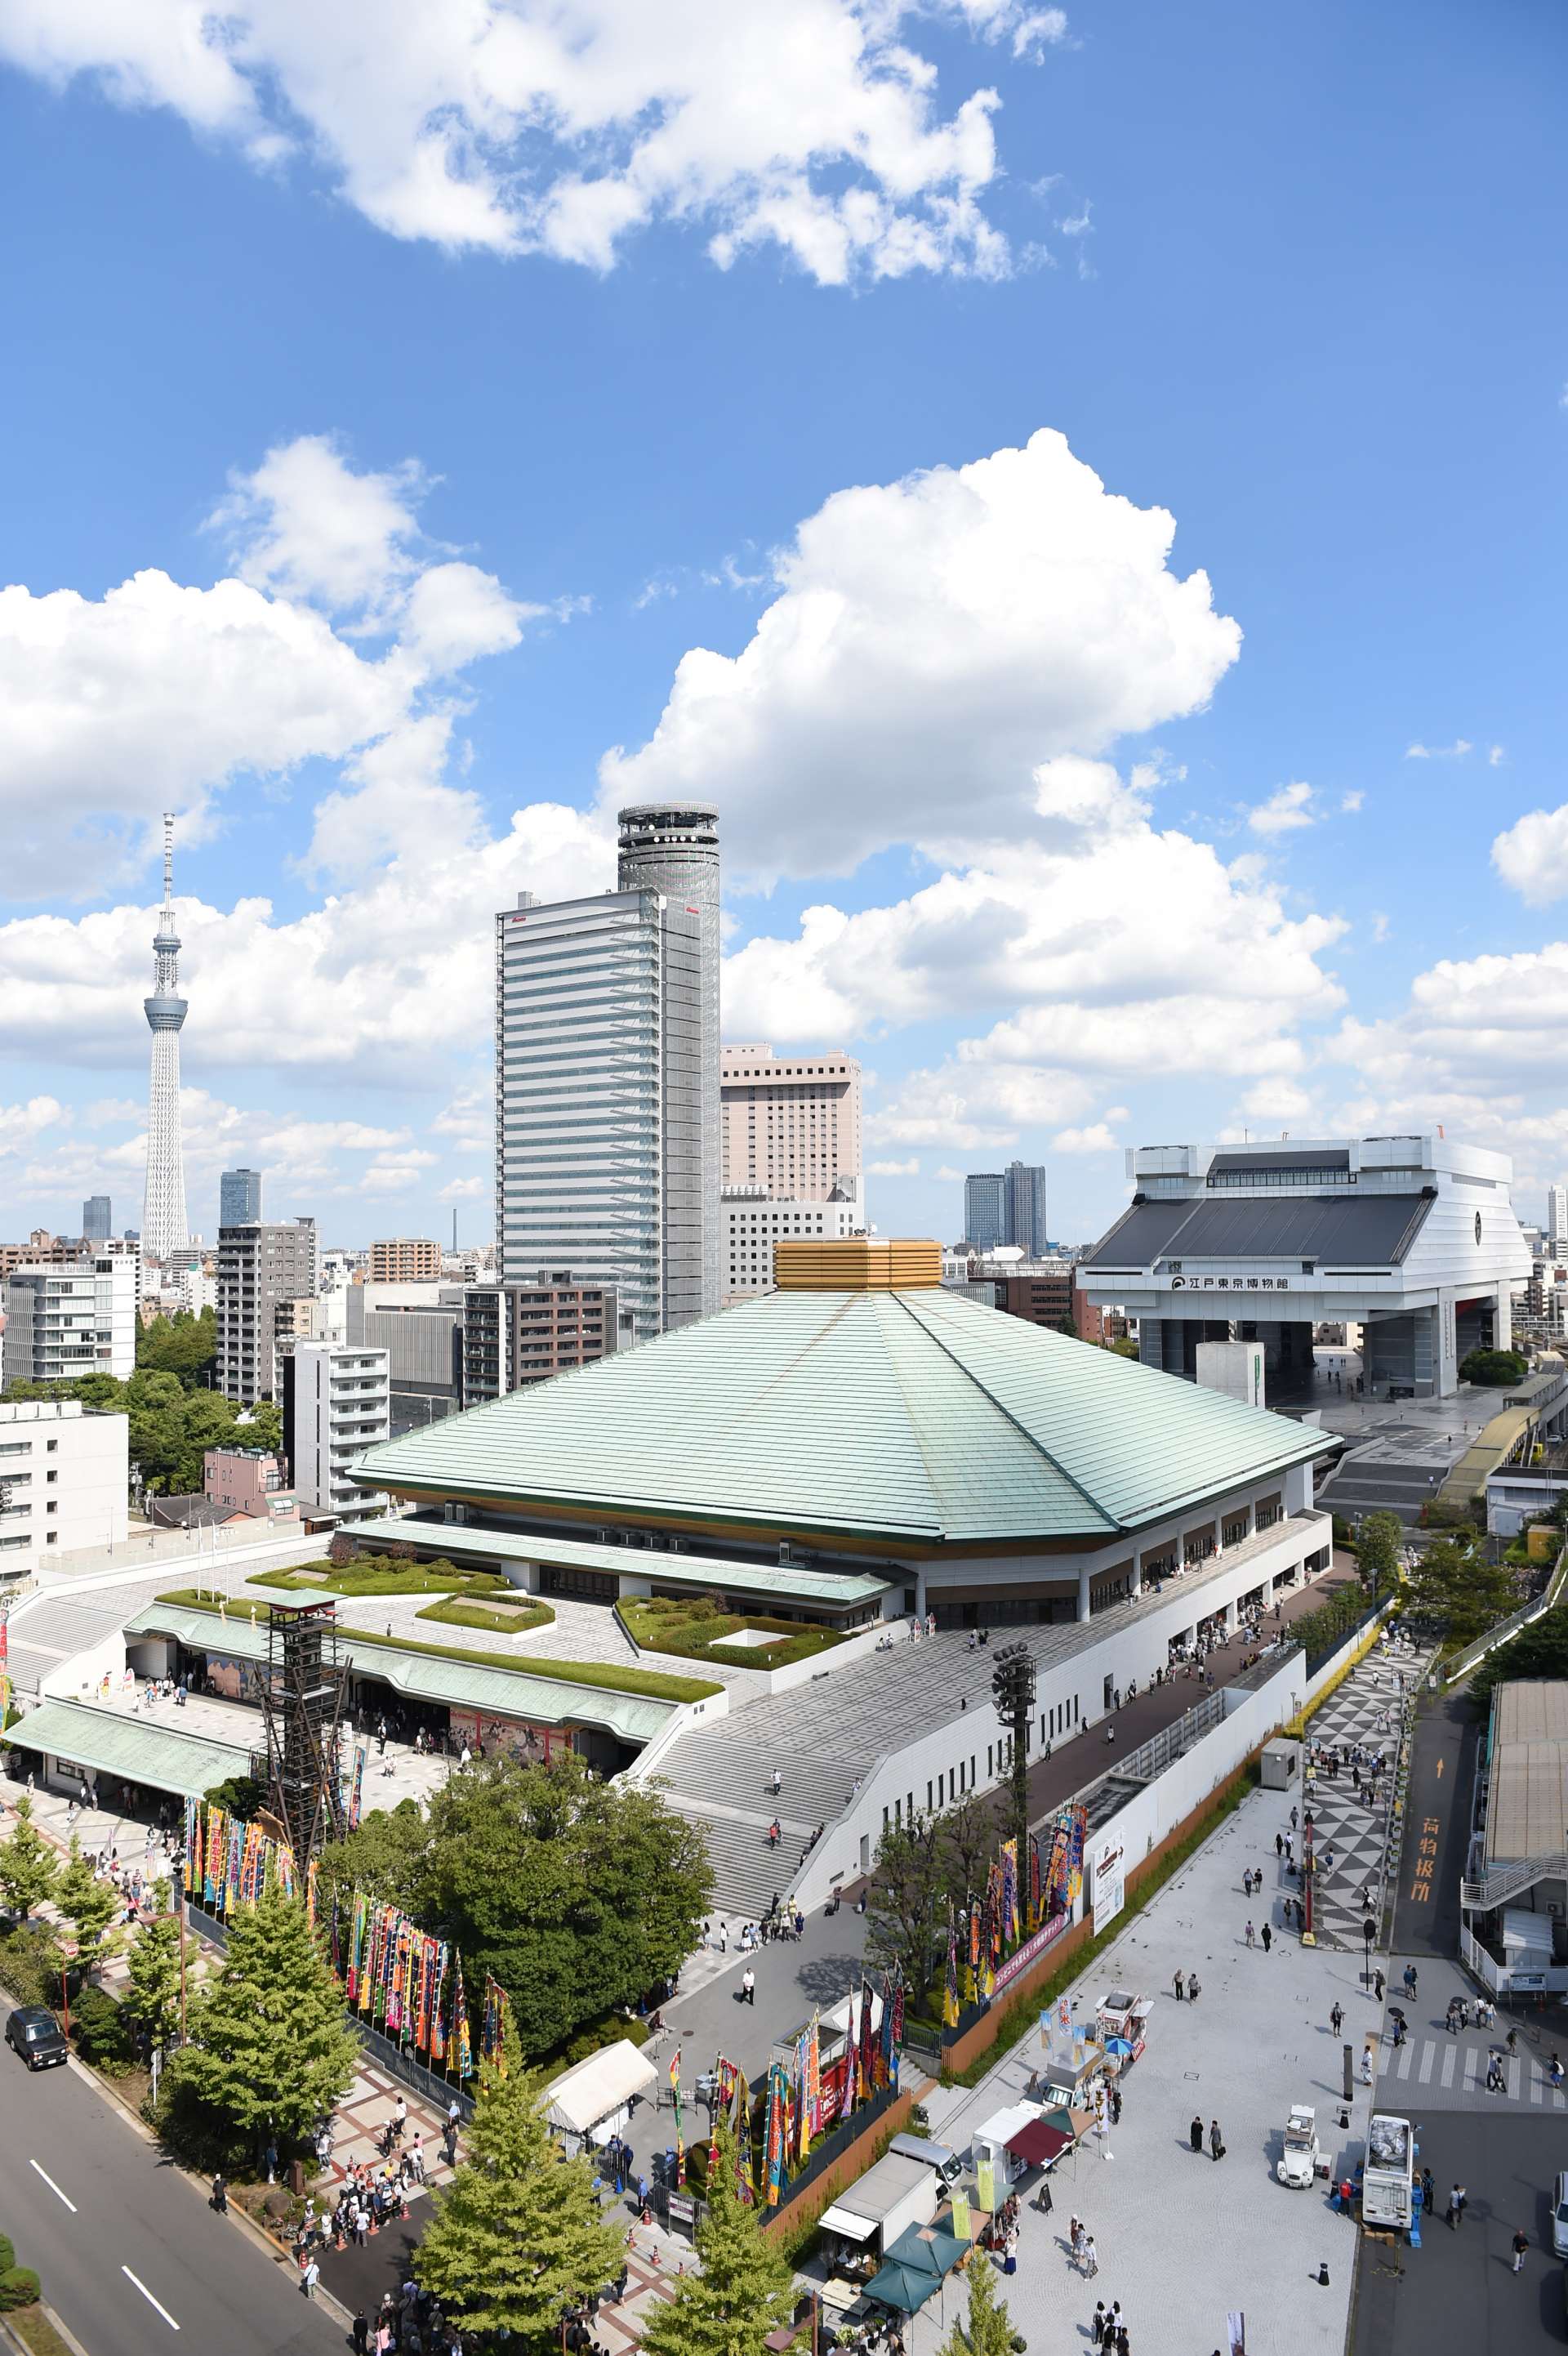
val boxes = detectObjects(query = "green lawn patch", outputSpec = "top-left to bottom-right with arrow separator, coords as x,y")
249,1555 -> 509,1598
11,2309 -> 74,2356
154,1591 -> 719,1703
417,1595 -> 555,1636
157,1586 -> 280,1619
618,1595 -> 847,1672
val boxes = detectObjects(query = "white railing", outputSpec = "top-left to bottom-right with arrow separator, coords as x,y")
1462,1849 -> 1568,1912
1460,1921 -> 1503,1992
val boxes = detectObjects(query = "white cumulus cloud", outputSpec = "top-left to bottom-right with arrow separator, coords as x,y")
604,429 -> 1241,886
1492,805 -> 1568,906
1247,781 -> 1315,837
0,0 -> 1067,282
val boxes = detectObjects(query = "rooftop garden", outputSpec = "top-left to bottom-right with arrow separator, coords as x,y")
617,1592 -> 849,1671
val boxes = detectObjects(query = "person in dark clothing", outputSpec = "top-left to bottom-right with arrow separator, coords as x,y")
1209,2119 -> 1223,2162
212,2174 -> 228,2214
1261,1921 -> 1272,1954
1190,2114 -> 1204,2153
352,2314 -> 368,2356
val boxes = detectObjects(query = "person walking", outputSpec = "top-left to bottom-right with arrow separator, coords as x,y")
1190,2113 -> 1204,2154
1446,2184 -> 1463,2229
1188,1974 -> 1200,2003
1275,1831 -> 1285,1858
1512,2228 -> 1529,2273
409,2131 -> 426,2184
352,2312 -> 369,2356
1261,1921 -> 1272,1955
1245,1920 -> 1255,1948
301,2256 -> 320,2300
1209,2119 -> 1224,2163
1082,2233 -> 1098,2278
1174,1969 -> 1185,2001
1330,2002 -> 1343,2038
742,1966 -> 756,2006
1092,2300 -> 1107,2346
212,2173 -> 229,2215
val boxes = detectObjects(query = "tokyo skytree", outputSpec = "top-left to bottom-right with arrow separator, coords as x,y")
141,812 -> 189,1260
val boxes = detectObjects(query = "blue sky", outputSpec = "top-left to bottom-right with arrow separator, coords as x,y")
0,0 -> 1563,1251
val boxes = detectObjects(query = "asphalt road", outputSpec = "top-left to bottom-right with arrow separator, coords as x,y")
1392,1689 -> 1478,1958
0,2046 -> 338,2356
1352,2112 -> 1568,2354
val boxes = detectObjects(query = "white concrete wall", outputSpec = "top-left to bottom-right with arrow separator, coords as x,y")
0,1400 -> 127,1582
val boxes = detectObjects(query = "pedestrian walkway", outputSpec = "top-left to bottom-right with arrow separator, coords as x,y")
905,1774 -> 1370,2356
1295,1643 -> 1428,1949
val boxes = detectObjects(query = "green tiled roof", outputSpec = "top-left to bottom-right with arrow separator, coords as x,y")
334,1518 -> 893,1606
351,1286 -> 1330,1544
120,1602 -> 676,1746
7,1697 -> 252,1800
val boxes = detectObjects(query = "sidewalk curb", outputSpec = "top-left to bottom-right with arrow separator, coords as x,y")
0,2306 -> 91,2356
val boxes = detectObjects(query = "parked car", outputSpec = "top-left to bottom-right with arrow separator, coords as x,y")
5,2006 -> 69,2070
1552,2170 -> 1568,2259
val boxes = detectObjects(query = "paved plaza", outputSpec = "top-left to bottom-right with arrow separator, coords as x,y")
912,1772 -> 1381,2356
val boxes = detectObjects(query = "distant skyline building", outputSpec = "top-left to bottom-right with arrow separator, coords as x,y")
1006,1160 -> 1049,1260
493,802 -> 721,1341
141,814 -> 189,1262
82,1195 -> 111,1242
368,1238 -> 442,1283
721,1044 -> 862,1202
1550,1182 -> 1567,1245
220,1167 -> 263,1226
216,1217 -> 317,1404
964,1162 -> 1046,1256
964,1172 -> 1008,1255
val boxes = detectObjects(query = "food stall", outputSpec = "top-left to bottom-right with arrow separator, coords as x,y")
970,2101 -> 1047,2187
817,2151 -> 942,2266
1096,1989 -> 1152,2068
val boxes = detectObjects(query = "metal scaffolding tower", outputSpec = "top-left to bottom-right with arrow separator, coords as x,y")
252,1600 -> 348,1868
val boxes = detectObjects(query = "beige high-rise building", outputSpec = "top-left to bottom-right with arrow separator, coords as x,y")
720,1045 -> 862,1203
369,1238 -> 442,1283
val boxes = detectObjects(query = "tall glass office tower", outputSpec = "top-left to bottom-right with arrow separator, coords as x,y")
494,805 -> 721,1341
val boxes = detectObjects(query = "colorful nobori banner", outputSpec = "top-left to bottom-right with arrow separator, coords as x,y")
344,1888 -> 470,2075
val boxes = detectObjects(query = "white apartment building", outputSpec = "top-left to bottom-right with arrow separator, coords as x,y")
723,1187 -> 864,1301
721,1043 -> 862,1202
1550,1185 -> 1568,1247
176,1265 -> 216,1317
0,1399 -> 128,1586
282,1341 -> 390,1515
2,1256 -> 138,1385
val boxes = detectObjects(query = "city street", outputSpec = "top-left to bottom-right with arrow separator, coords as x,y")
0,2045 -> 337,2354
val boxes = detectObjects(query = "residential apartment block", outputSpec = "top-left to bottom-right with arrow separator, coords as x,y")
368,1238 -> 443,1283
461,1275 -> 621,1406
216,1218 -> 318,1404
2,1255 -> 138,1384
723,1188 -> 863,1301
281,1341 -> 390,1516
0,1398 -> 127,1587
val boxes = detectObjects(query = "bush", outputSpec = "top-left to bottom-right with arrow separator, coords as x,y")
553,2010 -> 653,2068
416,1596 -> 554,1636
147,2053 -> 256,2176
203,1774 -> 264,1823
0,2238 -> 12,2274
0,2268 -> 40,2313
1459,1347 -> 1527,1388
618,1597 -> 846,1671
70,1985 -> 136,2077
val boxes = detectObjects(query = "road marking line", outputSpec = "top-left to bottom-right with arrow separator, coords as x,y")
1463,2050 -> 1479,2092
1441,2046 -> 1456,2087
1508,2059 -> 1523,2101
1418,2043 -> 1436,2084
1396,2043 -> 1414,2081
122,2268 -> 180,2331
29,2160 -> 76,2212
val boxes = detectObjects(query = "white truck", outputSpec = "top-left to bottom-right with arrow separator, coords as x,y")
1276,2104 -> 1321,2189
1361,2113 -> 1414,2231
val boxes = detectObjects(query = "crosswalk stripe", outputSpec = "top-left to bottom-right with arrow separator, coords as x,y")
1530,2070 -> 1544,2105
1508,2059 -> 1523,2100
1419,2044 -> 1437,2084
1441,2046 -> 1457,2088
1463,2050 -> 1479,2092
1396,2042 -> 1414,2081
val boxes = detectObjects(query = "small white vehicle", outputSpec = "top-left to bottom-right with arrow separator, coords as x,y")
1276,2104 -> 1321,2189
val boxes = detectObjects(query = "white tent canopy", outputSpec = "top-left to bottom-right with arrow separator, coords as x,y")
543,2039 -> 659,2137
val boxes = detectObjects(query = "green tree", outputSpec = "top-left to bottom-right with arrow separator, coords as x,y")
172,1887 -> 356,2155
1459,1346 -> 1527,1388
323,1752 -> 711,2060
0,1797 -> 58,1921
239,1399 -> 283,1451
203,1774 -> 265,1823
1356,1510 -> 1405,1592
55,1836 -> 122,1958
121,1912 -> 184,2057
640,2120 -> 794,2356
137,1308 -> 217,1391
938,2252 -> 1018,2354
1404,1534 -> 1518,1645
415,2025 -> 625,2346
866,1811 -> 948,2011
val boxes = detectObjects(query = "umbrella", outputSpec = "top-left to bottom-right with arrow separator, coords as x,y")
1038,2104 -> 1077,2134
1103,2035 -> 1136,2055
